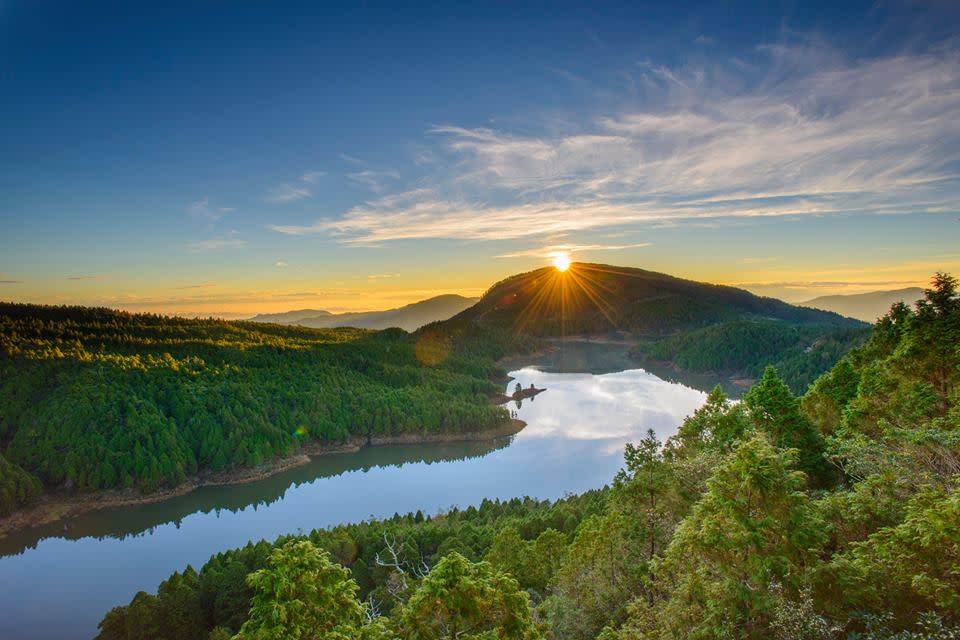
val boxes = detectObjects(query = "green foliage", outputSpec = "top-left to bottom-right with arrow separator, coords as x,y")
236,540 -> 365,640
396,552 -> 541,640
744,366 -> 833,484
633,319 -> 869,394
821,488 -> 960,627
484,527 -> 566,596
0,303 -> 522,497
666,385 -> 751,454
0,452 -> 42,516
802,357 -> 861,434
95,568 -> 205,640
653,434 -> 826,639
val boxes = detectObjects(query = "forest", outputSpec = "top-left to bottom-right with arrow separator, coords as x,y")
0,303 -> 534,514
95,274 -> 960,640
630,321 -> 871,393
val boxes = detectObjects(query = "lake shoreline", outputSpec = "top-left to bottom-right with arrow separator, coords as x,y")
0,418 -> 526,539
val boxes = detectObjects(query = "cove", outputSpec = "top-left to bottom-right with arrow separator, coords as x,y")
0,343 -> 706,640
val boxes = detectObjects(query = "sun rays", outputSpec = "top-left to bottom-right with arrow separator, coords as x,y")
510,262 -> 622,337
552,252 -> 571,272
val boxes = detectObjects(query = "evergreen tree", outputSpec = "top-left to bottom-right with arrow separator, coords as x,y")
397,552 -> 541,640
744,366 -> 832,485
235,541 -> 365,640
656,434 -> 826,639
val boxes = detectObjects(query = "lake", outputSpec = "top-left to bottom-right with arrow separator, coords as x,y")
0,343 -> 706,640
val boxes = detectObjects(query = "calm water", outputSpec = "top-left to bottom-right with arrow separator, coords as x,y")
0,343 -> 706,640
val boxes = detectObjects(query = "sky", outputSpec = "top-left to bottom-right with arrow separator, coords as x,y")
2,0 -> 959,317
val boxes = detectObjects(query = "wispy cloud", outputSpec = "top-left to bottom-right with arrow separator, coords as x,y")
0,279 -> 22,284
274,261 -> 288,268
171,283 -> 216,290
367,273 -> 399,281
339,153 -> 368,166
186,198 -> 233,222
188,231 -> 246,251
346,169 -> 400,193
65,275 -> 103,281
269,43 -> 960,246
300,171 -> 327,183
264,183 -> 311,203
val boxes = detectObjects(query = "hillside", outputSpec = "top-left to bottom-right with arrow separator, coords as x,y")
451,263 -> 861,336
250,294 -> 478,332
631,320 -> 871,393
0,302 -> 527,516
801,287 -> 924,321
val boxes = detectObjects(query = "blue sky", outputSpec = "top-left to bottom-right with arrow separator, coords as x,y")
2,1 -> 959,316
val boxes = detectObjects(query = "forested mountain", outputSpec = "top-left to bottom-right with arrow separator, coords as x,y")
631,320 -> 871,393
451,263 -> 861,336
452,263 -> 866,392
801,287 -> 925,322
0,303 -> 532,514
250,295 -> 479,332
96,273 -> 960,640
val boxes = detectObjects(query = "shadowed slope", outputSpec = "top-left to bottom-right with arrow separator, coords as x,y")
451,263 -> 862,337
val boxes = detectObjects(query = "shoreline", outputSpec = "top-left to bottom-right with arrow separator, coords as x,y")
0,418 -> 526,539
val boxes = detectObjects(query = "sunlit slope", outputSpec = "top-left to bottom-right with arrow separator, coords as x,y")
450,263 -> 863,337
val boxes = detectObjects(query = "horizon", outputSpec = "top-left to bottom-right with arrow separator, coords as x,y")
0,261 -> 936,321
3,1 -> 960,315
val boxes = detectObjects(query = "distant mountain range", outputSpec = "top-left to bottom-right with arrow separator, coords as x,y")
448,263 -> 862,336
800,287 -> 924,322
249,294 -> 478,332
246,309 -> 333,324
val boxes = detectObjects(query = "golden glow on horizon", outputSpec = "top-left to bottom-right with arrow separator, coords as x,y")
552,252 -> 571,272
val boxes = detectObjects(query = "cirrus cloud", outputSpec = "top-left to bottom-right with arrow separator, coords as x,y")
268,41 -> 960,246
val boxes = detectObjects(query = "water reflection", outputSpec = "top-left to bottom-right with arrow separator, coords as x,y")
0,439 -> 511,558
503,340 -> 745,396
0,350 -> 705,640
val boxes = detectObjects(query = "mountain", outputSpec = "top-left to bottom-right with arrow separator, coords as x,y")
252,294 -> 479,332
448,263 -> 862,336
247,308 -> 332,324
800,287 -> 924,322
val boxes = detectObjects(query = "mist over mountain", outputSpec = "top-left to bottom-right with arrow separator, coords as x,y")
801,287 -> 924,322
251,294 -> 478,332
247,309 -> 333,324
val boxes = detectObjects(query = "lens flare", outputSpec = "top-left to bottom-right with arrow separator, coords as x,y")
552,252 -> 571,272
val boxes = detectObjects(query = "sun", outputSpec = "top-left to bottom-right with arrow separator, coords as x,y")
552,252 -> 571,272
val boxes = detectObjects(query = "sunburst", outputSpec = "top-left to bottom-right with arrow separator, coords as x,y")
552,252 -> 571,272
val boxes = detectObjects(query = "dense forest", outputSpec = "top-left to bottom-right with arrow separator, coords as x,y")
96,274 -> 960,640
0,303 -> 534,514
631,320 -> 871,393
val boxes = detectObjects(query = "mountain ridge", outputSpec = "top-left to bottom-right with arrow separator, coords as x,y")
447,262 -> 863,336
800,287 -> 924,322
250,294 -> 479,332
